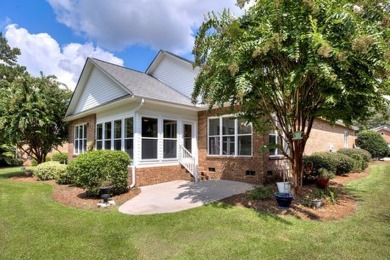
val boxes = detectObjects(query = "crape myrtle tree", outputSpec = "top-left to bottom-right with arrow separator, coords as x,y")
192,0 -> 390,193
0,33 -> 72,164
0,73 -> 72,164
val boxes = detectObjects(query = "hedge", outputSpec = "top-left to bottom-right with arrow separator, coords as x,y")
67,150 -> 130,197
337,148 -> 371,172
304,152 -> 356,176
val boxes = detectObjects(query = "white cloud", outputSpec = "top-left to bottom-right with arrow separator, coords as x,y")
5,24 -> 123,90
46,0 -> 245,54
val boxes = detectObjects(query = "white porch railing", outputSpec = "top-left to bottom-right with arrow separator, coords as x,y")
179,145 -> 199,182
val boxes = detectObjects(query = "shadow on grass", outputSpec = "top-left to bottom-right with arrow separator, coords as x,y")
174,180 -> 293,225
0,168 -> 24,179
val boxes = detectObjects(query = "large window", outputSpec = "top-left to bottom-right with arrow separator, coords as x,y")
142,117 -> 158,159
208,116 -> 252,156
74,124 -> 87,155
124,118 -> 134,160
163,120 -> 177,158
95,117 -> 133,159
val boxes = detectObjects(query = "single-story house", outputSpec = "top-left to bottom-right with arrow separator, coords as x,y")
64,51 -> 356,187
371,125 -> 390,146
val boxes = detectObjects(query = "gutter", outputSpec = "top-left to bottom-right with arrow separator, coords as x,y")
128,98 -> 145,189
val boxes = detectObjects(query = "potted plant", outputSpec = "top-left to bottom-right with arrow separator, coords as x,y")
274,192 -> 294,208
316,168 -> 335,189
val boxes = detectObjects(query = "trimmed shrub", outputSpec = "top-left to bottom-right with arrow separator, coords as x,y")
52,152 -> 68,164
303,152 -> 337,175
33,161 -> 67,181
331,153 -> 355,175
356,130 -> 388,159
304,152 -> 355,176
67,150 -> 130,196
337,148 -> 370,172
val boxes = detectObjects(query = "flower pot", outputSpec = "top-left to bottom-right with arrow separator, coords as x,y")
276,182 -> 291,193
312,198 -> 323,208
316,178 -> 329,189
274,192 -> 293,208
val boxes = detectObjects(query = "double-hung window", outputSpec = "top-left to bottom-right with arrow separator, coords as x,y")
74,124 -> 87,154
163,120 -> 177,158
208,116 -> 252,156
269,130 -> 284,156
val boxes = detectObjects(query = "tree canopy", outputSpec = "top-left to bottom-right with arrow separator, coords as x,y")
0,33 -> 72,164
193,0 -> 390,192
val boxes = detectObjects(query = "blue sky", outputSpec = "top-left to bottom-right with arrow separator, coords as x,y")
0,0 -> 244,90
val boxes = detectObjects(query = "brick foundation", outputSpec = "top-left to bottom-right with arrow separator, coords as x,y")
133,165 -> 193,187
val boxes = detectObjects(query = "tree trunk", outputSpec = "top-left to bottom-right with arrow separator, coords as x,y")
291,140 -> 305,195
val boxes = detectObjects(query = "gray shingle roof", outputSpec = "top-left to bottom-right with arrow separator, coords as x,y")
91,58 -> 194,107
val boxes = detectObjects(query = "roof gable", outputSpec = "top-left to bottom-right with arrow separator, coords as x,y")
65,56 -> 195,119
146,51 -> 199,99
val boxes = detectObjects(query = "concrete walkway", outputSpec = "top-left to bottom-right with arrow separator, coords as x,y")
118,180 -> 255,215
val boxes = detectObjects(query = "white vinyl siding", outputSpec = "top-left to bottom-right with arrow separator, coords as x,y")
151,56 -> 198,99
75,68 -> 128,114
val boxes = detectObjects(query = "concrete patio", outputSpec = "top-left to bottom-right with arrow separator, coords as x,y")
118,180 -> 255,215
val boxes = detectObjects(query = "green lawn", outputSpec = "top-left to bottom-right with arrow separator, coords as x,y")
1,164 -> 389,260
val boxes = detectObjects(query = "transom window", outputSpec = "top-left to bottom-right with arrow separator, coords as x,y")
208,116 -> 252,156
74,124 -> 87,155
96,117 -> 133,159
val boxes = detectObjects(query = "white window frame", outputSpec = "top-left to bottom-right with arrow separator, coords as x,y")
269,116 -> 289,158
163,119 -> 178,159
74,124 -> 87,155
344,131 -> 349,148
141,116 -> 159,160
207,115 -> 253,157
95,117 -> 134,159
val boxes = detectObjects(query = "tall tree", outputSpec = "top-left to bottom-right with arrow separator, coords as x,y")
0,73 -> 72,163
193,0 -> 390,193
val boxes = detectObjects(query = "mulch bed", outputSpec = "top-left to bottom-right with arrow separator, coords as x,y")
9,162 -> 384,219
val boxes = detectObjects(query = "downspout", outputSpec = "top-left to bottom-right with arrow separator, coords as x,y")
128,98 -> 144,189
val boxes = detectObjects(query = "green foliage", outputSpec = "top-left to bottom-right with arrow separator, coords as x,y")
304,153 -> 337,174
337,148 -> 371,171
67,150 -> 130,196
356,130 -> 389,158
0,144 -> 22,167
31,159 -> 38,167
318,168 -> 335,180
304,152 -> 355,175
0,72 -> 72,164
193,0 -> 390,190
52,152 -> 68,164
333,153 -> 356,175
248,185 -> 274,200
33,161 -> 67,181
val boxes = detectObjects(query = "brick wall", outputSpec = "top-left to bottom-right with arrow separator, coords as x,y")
133,165 -> 193,187
197,108 -> 268,185
377,130 -> 390,144
67,114 -> 96,163
304,119 -> 356,155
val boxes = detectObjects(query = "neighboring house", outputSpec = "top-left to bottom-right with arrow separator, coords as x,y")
64,51 -> 356,187
371,125 -> 390,146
